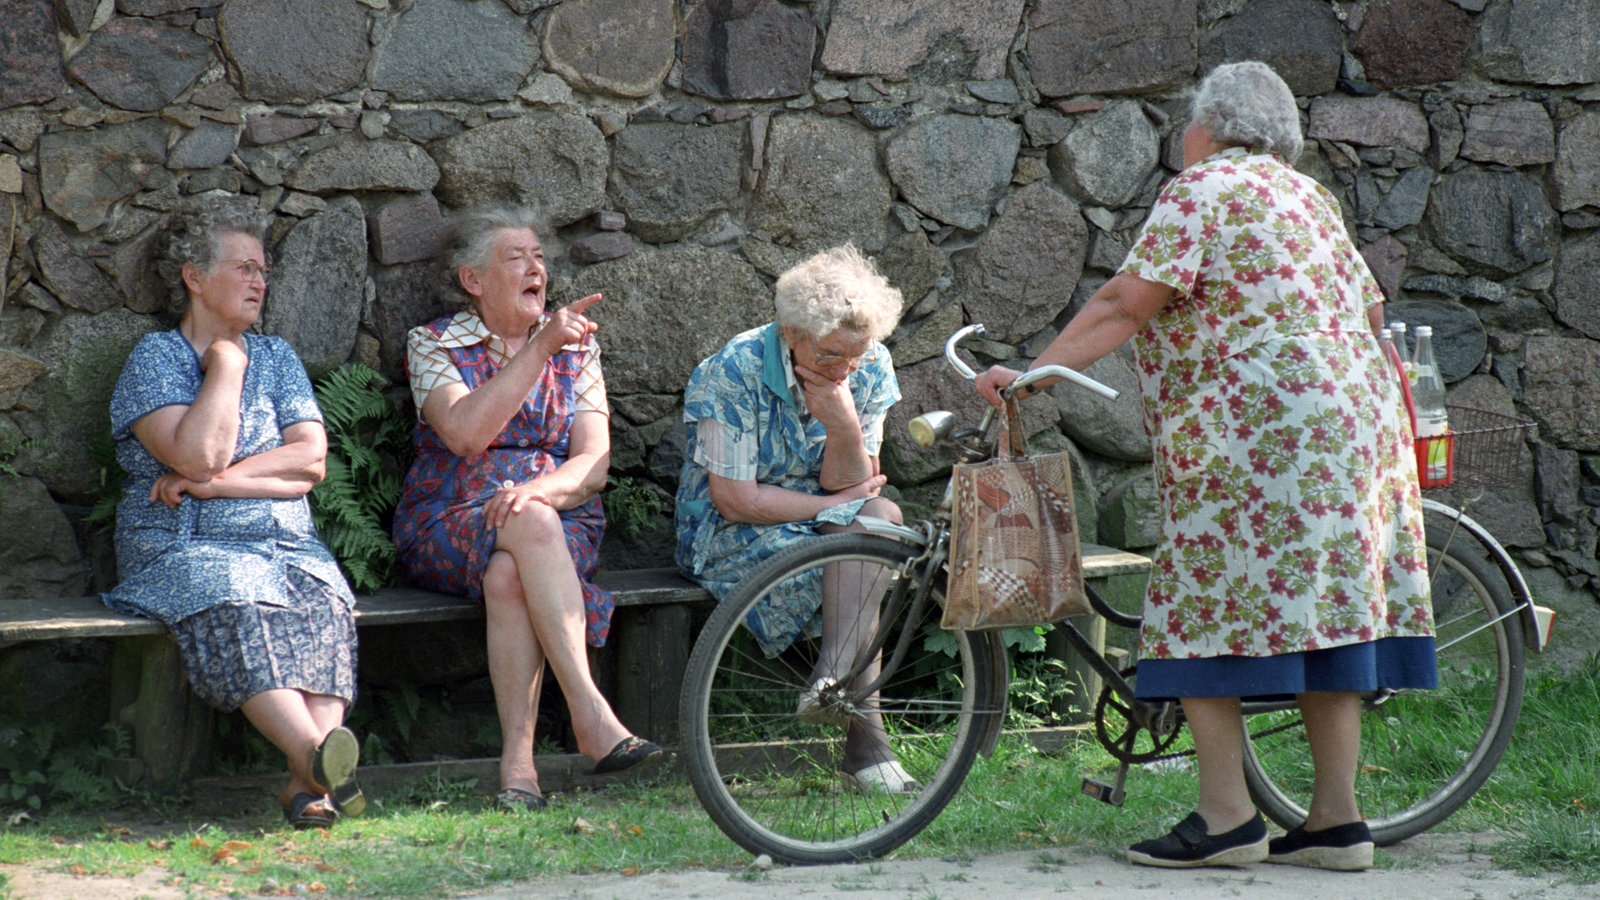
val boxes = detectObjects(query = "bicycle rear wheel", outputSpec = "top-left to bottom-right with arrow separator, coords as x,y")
1242,509 -> 1526,845
678,532 -> 1005,864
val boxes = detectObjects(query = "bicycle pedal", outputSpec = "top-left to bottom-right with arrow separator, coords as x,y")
1080,778 -> 1126,806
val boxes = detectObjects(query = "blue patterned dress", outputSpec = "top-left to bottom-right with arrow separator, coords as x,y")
103,330 -> 357,713
675,323 -> 900,656
392,311 -> 614,647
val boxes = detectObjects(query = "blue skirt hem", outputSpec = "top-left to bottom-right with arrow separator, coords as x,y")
1133,636 -> 1438,701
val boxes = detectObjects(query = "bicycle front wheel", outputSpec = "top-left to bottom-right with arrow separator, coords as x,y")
1242,509 -> 1526,845
678,532 -> 1005,864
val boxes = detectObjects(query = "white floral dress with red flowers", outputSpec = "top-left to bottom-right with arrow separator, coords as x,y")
1119,146 -> 1432,663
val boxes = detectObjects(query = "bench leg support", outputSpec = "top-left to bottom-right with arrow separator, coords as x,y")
611,604 -> 691,746
111,635 -> 213,789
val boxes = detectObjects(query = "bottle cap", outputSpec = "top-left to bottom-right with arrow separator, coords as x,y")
1415,325 -> 1432,337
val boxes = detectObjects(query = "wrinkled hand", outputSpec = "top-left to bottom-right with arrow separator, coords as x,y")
488,479 -> 555,528
150,472 -> 213,507
832,473 -> 887,504
199,338 -> 247,376
533,293 -> 601,356
974,365 -> 1022,408
794,363 -> 860,431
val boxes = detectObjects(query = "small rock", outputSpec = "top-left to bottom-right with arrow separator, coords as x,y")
751,854 -> 773,870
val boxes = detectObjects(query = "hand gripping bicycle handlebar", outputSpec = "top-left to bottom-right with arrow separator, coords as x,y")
943,323 -> 1120,401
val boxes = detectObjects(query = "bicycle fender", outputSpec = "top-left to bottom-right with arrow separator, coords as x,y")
1420,498 -> 1543,653
854,515 -> 929,546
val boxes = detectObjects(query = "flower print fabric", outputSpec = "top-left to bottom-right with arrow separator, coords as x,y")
102,330 -> 354,627
392,310 -> 614,647
1118,146 -> 1432,662
675,323 -> 900,657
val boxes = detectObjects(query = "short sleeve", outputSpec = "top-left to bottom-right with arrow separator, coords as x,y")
1119,171 -> 1212,297
407,324 -> 464,419
683,339 -> 765,481
110,333 -> 195,440
692,417 -> 761,481
572,337 -> 609,416
267,338 -> 323,430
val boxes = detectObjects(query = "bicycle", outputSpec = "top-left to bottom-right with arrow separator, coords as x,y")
678,324 -> 1549,864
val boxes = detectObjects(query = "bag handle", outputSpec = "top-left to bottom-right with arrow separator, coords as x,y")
998,395 -> 1029,460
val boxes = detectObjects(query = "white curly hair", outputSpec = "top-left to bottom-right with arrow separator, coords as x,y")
1190,61 -> 1304,162
773,244 -> 902,343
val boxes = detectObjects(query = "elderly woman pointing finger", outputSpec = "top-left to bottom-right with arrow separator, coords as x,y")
393,206 -> 660,812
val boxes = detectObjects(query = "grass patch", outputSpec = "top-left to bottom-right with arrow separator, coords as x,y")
4,659 -> 1597,894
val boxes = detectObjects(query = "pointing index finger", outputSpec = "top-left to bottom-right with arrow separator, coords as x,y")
567,293 -> 602,316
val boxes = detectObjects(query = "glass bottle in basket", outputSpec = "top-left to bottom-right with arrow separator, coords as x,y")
1411,325 -> 1452,485
1390,321 -> 1413,371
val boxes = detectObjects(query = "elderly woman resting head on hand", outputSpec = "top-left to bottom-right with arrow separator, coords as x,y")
674,244 -> 914,793
392,205 -> 660,814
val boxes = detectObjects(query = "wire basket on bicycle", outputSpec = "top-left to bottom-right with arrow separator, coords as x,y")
1416,405 -> 1535,492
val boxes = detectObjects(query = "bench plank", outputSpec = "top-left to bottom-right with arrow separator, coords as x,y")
0,551 -> 1148,645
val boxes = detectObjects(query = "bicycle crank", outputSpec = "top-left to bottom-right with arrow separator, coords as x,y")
1093,665 -> 1184,764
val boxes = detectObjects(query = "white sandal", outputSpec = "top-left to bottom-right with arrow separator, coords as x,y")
844,760 -> 919,795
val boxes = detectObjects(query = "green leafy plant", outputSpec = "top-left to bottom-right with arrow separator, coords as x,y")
0,721 -> 129,812
0,424 -> 35,481
308,363 -> 412,593
604,474 -> 668,539
84,426 -> 126,533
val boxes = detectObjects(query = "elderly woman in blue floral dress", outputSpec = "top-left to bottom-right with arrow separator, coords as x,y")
392,206 -> 660,812
976,62 -> 1435,872
104,195 -> 363,829
675,245 -> 913,793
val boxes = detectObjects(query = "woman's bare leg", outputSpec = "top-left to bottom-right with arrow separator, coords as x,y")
1296,690 -> 1364,830
817,498 -> 902,772
484,550 -> 547,794
241,689 -> 331,804
1179,695 -> 1258,833
495,502 -> 630,760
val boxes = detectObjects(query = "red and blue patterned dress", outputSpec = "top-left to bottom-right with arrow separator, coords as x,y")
393,310 -> 614,647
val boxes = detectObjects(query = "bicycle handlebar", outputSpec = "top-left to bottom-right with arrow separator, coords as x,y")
943,323 -> 1120,401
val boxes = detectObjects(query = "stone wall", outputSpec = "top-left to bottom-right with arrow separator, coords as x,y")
3,0 -> 1599,653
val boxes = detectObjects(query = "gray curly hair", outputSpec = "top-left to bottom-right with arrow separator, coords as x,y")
442,204 -> 544,306
1190,61 -> 1304,162
774,245 -> 902,343
153,194 -> 268,315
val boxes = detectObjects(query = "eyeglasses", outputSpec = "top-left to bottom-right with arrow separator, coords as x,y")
219,259 -> 271,283
807,334 -> 878,371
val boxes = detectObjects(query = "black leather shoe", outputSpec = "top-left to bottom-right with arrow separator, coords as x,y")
1127,811 -> 1269,868
1267,820 -> 1373,871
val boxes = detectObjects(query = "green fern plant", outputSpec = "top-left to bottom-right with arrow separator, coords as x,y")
84,426 -> 126,533
309,363 -> 412,593
604,474 -> 668,539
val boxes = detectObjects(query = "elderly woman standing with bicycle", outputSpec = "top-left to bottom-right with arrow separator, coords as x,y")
976,61 -> 1436,871
674,245 -> 911,793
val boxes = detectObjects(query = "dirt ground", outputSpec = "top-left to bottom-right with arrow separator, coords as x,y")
4,831 -> 1591,899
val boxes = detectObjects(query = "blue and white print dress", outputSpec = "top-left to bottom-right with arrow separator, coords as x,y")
674,323 -> 900,657
102,330 -> 357,712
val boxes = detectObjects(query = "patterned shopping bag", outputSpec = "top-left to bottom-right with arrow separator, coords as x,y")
942,397 -> 1090,630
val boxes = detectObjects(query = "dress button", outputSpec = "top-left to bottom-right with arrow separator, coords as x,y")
518,438 -> 529,447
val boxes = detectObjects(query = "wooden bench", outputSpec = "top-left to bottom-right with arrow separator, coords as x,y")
0,548 -> 1151,790
0,568 -> 713,789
